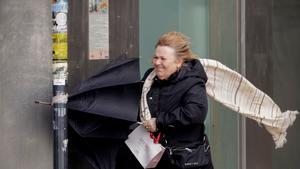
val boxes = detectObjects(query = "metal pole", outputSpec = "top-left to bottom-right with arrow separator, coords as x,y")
52,0 -> 68,169
237,0 -> 247,168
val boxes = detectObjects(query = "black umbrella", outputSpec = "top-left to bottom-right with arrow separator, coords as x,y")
68,55 -> 142,169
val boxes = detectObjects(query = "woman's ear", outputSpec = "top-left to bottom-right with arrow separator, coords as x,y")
176,57 -> 184,68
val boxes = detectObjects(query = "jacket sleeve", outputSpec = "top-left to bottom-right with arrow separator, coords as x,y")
156,82 -> 208,130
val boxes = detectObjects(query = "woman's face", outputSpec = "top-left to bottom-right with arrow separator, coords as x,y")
152,46 -> 183,80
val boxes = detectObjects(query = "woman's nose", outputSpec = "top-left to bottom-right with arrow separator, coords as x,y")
153,59 -> 161,66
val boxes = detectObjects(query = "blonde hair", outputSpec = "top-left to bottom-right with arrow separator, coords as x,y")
155,31 -> 197,61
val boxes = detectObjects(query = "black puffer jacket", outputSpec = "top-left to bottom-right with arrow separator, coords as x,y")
143,59 -> 208,147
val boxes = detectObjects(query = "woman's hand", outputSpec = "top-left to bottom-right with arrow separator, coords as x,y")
143,118 -> 157,132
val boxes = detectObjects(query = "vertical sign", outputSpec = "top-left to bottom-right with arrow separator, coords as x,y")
89,0 -> 109,60
52,0 -> 68,169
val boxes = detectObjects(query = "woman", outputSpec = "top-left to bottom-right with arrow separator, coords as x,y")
116,31 -> 213,169
141,31 -> 213,169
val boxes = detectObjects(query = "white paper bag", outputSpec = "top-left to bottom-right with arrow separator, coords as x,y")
125,125 -> 165,168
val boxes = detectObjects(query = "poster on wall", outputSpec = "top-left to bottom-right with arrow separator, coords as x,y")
89,0 -> 109,60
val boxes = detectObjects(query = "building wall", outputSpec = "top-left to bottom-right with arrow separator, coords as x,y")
272,1 -> 300,169
245,0 -> 273,169
0,0 -> 53,169
245,0 -> 300,168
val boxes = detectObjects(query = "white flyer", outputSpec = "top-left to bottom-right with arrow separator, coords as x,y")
125,125 -> 165,169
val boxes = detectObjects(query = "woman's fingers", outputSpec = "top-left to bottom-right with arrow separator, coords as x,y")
143,118 -> 157,132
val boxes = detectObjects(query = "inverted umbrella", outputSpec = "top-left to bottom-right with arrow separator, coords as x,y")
68,55 -> 141,122
68,55 -> 142,169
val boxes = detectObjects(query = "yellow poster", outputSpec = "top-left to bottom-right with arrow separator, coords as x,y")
52,33 -> 68,60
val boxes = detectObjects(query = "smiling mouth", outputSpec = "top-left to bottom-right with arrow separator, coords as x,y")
155,69 -> 164,73
155,67 -> 164,71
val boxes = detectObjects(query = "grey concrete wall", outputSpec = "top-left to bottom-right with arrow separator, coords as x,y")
0,0 -> 53,169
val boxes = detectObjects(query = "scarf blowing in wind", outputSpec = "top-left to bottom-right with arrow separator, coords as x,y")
140,58 -> 298,149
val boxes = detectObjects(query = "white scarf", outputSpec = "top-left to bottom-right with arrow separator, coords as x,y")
140,58 -> 298,149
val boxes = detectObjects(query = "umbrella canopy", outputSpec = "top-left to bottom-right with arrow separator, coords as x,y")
68,55 -> 141,122
68,55 -> 142,169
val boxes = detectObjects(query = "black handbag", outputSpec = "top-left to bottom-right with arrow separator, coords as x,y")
168,137 -> 211,169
